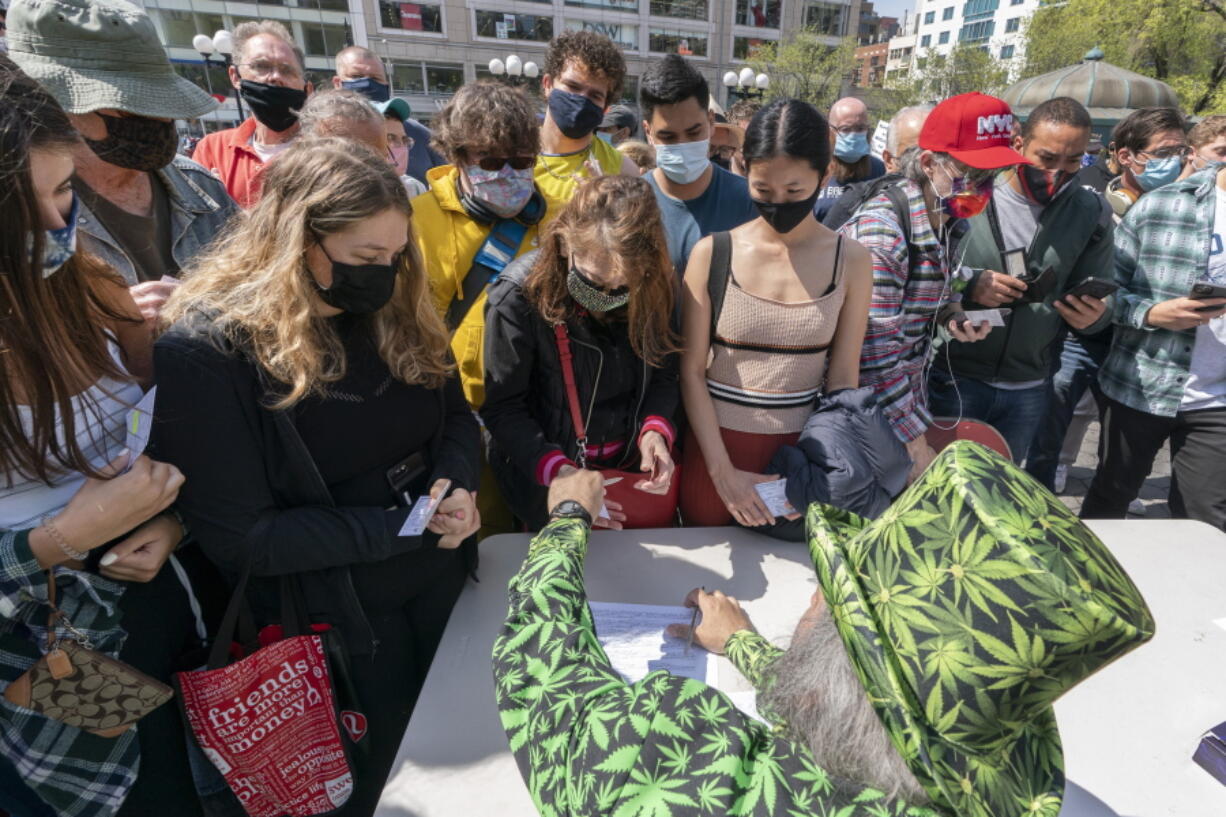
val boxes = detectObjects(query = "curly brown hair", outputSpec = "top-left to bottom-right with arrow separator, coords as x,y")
430,80 -> 540,164
1189,114 -> 1226,148
543,30 -> 626,105
524,175 -> 679,367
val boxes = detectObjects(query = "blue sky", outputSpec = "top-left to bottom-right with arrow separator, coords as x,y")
870,0 -> 915,24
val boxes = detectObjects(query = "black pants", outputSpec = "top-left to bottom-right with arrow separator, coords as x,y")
334,546 -> 468,817
1081,397 -> 1226,530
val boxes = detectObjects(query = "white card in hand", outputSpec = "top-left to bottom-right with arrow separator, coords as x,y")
124,387 -> 157,470
754,479 -> 797,518
398,480 -> 450,537
962,308 -> 1008,327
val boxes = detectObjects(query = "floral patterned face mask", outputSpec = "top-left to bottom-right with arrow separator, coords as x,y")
464,162 -> 536,219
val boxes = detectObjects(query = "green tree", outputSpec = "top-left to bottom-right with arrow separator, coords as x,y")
746,32 -> 857,111
1022,0 -> 1226,114
893,43 -> 1011,104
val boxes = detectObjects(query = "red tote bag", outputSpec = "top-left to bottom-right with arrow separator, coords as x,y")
175,563 -> 357,817
554,323 -> 680,528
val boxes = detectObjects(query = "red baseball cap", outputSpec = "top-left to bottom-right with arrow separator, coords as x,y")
918,92 -> 1029,170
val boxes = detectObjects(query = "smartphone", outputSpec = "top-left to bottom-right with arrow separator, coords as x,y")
1064,279 -> 1120,300
1191,282 -> 1226,312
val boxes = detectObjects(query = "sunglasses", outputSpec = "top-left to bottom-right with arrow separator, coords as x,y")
471,156 -> 536,172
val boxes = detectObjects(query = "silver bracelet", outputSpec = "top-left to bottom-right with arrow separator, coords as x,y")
43,519 -> 89,561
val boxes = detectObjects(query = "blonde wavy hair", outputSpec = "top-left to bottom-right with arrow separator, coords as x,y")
163,138 -> 452,408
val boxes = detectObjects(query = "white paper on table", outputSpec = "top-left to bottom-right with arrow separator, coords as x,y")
589,601 -> 715,685
124,387 -> 157,470
754,479 -> 797,518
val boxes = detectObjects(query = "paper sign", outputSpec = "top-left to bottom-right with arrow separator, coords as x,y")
870,120 -> 889,159
754,479 -> 797,518
125,387 -> 157,470
399,480 -> 449,536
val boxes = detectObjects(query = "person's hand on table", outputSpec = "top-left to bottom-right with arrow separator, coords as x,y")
970,269 -> 1026,307
665,587 -> 754,655
1145,296 -> 1226,330
426,479 -> 480,549
553,465 -> 626,529
712,466 -> 779,528
635,431 -> 675,495
1054,293 -> 1108,330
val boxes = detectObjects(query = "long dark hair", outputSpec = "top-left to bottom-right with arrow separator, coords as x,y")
743,98 -> 832,177
0,59 -> 135,483
524,175 -> 680,367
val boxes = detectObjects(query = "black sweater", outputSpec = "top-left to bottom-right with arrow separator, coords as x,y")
150,311 -> 479,654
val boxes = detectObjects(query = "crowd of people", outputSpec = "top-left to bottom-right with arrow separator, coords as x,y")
0,0 -> 1223,814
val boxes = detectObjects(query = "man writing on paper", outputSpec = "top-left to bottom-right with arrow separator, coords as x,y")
494,444 -> 1154,817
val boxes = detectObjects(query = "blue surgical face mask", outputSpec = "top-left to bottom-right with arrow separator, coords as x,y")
834,131 -> 870,163
32,193 -> 79,278
596,131 -> 614,145
654,139 -> 710,184
341,77 -> 391,103
1135,154 -> 1183,191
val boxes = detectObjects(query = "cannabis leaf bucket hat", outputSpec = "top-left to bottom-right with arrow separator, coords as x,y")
7,0 -> 218,119
806,441 -> 1155,817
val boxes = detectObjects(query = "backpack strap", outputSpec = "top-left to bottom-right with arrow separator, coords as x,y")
882,181 -> 918,273
707,231 -> 733,341
445,218 -> 531,331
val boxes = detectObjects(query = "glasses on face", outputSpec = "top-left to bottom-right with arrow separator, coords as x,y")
712,145 -> 738,161
469,155 -> 536,172
238,60 -> 303,82
1138,144 -> 1191,161
833,124 -> 869,135
386,132 -> 415,150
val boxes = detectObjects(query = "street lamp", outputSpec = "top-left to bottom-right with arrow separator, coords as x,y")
722,66 -> 770,103
488,54 -> 540,87
194,29 -> 245,120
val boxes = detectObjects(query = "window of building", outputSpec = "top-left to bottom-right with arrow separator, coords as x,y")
565,0 -> 639,9
870,55 -> 880,65
1005,16 -> 1020,31
391,62 -> 426,93
1011,0 -> 1023,5
733,35 -> 774,59
475,9 -> 553,41
302,23 -> 350,57
920,33 -> 931,46
566,19 -> 638,49
648,28 -> 708,56
298,0 -> 349,10
962,0 -> 998,19
803,2 -> 844,35
735,0 -> 780,28
158,10 -> 200,48
171,60 -> 231,97
391,61 -> 466,94
425,63 -> 465,94
942,5 -> 954,18
958,19 -> 994,41
924,10 -> 935,22
649,0 -> 708,21
1000,43 -> 1015,58
938,30 -> 949,43
620,76 -> 639,104
378,1 -> 444,33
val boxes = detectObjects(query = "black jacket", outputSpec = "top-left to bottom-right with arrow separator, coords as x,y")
481,252 -> 680,483
768,387 -> 910,527
150,310 -> 480,655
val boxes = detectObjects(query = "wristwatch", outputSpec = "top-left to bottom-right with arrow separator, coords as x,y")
549,500 -> 593,527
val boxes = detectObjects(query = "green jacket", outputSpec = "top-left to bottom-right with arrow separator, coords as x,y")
492,519 -> 934,817
939,182 -> 1114,383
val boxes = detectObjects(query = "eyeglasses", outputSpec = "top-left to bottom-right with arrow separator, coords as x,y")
712,145 -> 738,160
832,124 -> 869,135
238,60 -> 304,82
386,132 -> 415,150
1138,145 -> 1191,161
470,155 -> 536,172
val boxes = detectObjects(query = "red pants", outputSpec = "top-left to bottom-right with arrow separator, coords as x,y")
679,427 -> 799,527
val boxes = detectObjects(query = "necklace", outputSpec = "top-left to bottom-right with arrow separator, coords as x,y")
538,144 -> 594,183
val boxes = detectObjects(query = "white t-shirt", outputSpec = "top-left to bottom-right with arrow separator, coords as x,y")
1182,186 -> 1226,411
250,136 -> 294,164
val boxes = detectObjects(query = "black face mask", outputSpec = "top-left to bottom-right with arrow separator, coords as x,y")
547,88 -> 604,140
240,79 -> 308,133
83,113 -> 178,171
313,240 -> 398,315
1016,165 -> 1076,207
751,188 -> 821,234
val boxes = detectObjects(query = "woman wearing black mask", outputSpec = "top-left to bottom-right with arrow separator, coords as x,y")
153,138 -> 480,816
482,176 -> 682,530
679,99 -> 873,528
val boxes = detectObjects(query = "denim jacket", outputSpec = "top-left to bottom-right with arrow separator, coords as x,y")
76,156 -> 238,284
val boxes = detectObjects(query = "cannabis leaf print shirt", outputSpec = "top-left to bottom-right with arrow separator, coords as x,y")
492,519 -> 937,817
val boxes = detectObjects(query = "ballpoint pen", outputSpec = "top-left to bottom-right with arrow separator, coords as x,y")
685,587 -> 704,656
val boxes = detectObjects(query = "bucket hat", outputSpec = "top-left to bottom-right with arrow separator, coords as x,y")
807,441 -> 1154,817
7,0 -> 217,119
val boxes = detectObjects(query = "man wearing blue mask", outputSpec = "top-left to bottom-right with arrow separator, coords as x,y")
535,30 -> 638,206
639,55 -> 757,277
816,96 -> 886,221
1103,106 -> 1190,220
332,45 -> 443,186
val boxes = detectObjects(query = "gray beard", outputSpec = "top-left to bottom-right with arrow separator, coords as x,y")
757,613 -> 930,805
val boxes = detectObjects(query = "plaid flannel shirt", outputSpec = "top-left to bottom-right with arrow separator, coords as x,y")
840,178 -> 952,443
1102,166 -> 1224,417
0,529 -> 137,817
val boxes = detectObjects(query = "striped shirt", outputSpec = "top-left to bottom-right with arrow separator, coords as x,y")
1102,166 -> 1226,417
840,179 -> 952,443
